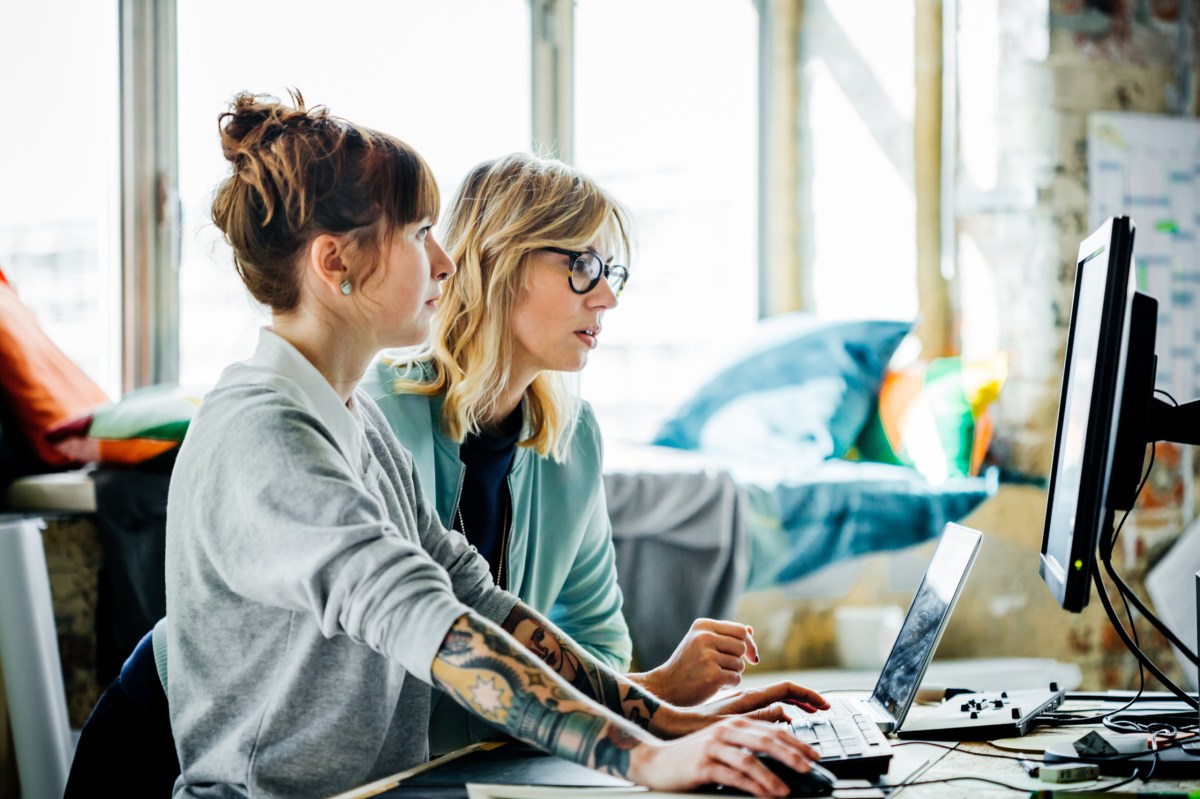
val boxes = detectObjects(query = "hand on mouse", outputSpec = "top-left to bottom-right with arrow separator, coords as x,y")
627,716 -> 822,798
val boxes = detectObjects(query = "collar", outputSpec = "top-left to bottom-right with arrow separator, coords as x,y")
430,390 -> 530,474
224,327 -> 365,470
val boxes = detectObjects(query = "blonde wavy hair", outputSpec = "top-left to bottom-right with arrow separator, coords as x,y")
391,153 -> 632,461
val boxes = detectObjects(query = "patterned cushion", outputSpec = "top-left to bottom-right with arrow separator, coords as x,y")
854,354 -> 1007,483
653,313 -> 912,462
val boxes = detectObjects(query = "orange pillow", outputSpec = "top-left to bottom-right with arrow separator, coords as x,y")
0,267 -> 110,468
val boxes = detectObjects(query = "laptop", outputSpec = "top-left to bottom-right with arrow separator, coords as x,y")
787,523 -> 982,779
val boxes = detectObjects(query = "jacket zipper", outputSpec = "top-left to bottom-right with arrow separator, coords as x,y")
495,476 -> 514,591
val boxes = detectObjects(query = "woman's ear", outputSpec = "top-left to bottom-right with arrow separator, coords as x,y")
306,233 -> 349,296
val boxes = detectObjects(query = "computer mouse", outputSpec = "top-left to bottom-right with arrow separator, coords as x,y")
757,754 -> 836,797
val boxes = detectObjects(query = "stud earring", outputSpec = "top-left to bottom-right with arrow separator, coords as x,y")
340,279 -> 352,296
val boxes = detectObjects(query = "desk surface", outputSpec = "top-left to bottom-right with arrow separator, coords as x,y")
889,735 -> 1200,797
337,719 -> 1199,799
333,664 -> 1198,799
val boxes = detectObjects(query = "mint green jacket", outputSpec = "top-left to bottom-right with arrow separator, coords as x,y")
361,359 -> 633,672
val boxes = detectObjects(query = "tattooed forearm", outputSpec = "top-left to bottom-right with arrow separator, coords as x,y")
501,604 -> 663,730
431,613 -> 651,777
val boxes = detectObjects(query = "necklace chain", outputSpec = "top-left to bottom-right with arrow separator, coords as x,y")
455,493 -> 510,590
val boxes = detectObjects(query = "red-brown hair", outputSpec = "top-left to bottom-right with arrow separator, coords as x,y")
210,90 -> 440,311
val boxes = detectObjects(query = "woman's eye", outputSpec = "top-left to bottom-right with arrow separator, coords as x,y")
417,226 -> 431,241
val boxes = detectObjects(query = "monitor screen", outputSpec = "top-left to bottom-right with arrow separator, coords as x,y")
1040,216 -> 1137,612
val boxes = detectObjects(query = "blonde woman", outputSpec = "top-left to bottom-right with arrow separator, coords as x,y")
363,155 -> 814,750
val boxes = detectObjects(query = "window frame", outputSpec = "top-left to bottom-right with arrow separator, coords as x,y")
123,0 -> 946,387
119,0 -> 180,391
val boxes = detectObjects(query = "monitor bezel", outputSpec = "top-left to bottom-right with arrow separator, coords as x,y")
1039,216 -> 1135,613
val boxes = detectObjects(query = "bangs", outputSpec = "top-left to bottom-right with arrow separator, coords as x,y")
365,131 -> 442,228
592,207 -> 632,265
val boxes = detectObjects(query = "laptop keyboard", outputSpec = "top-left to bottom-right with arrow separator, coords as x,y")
787,699 -> 893,780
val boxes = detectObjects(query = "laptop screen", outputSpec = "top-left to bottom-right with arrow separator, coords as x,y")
869,524 -> 982,724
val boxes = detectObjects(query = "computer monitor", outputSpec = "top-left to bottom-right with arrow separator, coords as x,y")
1041,215 -> 1200,613
1040,216 -> 1142,612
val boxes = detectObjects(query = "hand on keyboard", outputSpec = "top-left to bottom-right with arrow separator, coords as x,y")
697,680 -> 832,720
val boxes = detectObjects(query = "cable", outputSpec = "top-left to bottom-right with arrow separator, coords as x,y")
1101,436 -> 1199,664
1090,768 -> 1145,792
1090,567 -> 1199,707
1042,591 -> 1148,727
889,739 -> 1044,763
1102,557 -> 1200,665
1089,436 -> 1200,706
884,773 -> 1141,793
884,775 -> 1039,792
1101,390 -> 1200,665
1155,388 -> 1179,406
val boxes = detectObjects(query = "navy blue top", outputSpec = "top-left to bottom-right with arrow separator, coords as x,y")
455,406 -> 522,586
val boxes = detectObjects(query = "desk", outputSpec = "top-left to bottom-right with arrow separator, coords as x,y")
336,700 -> 1200,799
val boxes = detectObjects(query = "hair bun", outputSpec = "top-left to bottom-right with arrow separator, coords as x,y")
218,90 -> 328,164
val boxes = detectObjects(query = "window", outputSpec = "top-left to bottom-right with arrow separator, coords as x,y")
574,0 -> 760,442
801,0 -> 919,322
0,1 -> 120,397
175,0 -> 531,388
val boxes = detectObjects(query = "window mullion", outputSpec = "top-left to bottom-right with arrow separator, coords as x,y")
530,0 -> 574,162
119,0 -> 180,392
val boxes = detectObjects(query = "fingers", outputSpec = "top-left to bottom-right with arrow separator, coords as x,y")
705,719 -> 822,797
692,619 -> 759,664
704,740 -> 788,797
715,653 -> 747,675
703,761 -> 783,799
753,680 -> 830,711
742,704 -> 792,724
745,625 -> 760,664
716,718 -> 821,767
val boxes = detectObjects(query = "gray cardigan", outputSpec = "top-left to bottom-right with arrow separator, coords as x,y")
165,329 -> 516,798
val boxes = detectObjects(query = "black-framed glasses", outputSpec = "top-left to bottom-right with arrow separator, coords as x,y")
542,247 -> 629,297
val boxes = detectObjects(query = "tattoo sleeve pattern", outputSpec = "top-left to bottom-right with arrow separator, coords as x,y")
500,604 -> 663,730
431,613 -> 650,778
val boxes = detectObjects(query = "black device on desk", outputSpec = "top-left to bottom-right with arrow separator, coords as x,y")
1033,216 -> 1200,776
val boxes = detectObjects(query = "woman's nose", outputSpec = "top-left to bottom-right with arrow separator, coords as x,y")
432,238 -> 455,281
590,277 -> 618,309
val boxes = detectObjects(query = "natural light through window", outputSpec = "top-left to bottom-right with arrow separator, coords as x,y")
176,0 -> 530,390
804,0 -> 917,323
0,1 -> 119,397
574,0 -> 759,443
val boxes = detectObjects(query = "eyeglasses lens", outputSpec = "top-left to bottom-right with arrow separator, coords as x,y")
606,267 -> 627,296
569,254 -> 602,293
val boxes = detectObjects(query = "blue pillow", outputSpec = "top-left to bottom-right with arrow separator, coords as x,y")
652,314 -> 912,460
